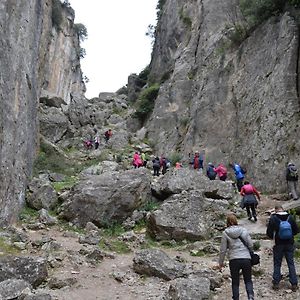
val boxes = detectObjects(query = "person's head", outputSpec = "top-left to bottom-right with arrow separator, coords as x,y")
288,162 -> 294,166
226,214 -> 238,227
275,205 -> 284,213
155,156 -> 159,160
208,162 -> 213,166
244,181 -> 250,185
229,162 -> 234,168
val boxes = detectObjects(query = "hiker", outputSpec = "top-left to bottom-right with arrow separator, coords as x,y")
94,135 -> 100,150
206,162 -> 217,180
240,181 -> 260,222
132,152 -> 143,168
266,205 -> 299,292
152,156 -> 161,176
199,150 -> 205,170
104,129 -> 112,143
192,151 -> 202,171
141,152 -> 148,168
175,161 -> 182,169
286,162 -> 299,200
230,162 -> 246,192
161,156 -> 170,175
188,152 -> 194,168
214,163 -> 227,181
83,139 -> 93,150
218,213 -> 255,300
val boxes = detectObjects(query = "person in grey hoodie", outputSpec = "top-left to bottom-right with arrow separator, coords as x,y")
218,214 -> 255,300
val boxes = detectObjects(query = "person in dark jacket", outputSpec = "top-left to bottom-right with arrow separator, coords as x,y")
218,214 -> 255,300
266,205 -> 299,291
240,181 -> 261,222
286,162 -> 298,200
152,157 -> 160,176
206,162 -> 217,180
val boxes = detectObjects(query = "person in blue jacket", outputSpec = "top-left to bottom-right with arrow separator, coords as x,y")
230,162 -> 246,192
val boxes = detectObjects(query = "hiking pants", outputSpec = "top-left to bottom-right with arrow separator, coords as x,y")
273,244 -> 298,286
245,203 -> 256,219
236,178 -> 244,192
153,166 -> 160,176
229,258 -> 254,300
287,180 -> 299,200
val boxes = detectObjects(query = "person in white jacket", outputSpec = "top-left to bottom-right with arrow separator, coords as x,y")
218,214 -> 255,300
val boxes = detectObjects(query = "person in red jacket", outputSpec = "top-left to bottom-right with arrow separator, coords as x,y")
240,181 -> 261,222
214,164 -> 227,181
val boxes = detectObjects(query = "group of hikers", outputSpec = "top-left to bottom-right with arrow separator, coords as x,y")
83,129 -> 112,150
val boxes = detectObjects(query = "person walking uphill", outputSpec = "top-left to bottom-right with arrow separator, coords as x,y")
104,129 -> 112,143
266,205 -> 299,292
214,164 -> 227,181
218,214 -> 255,300
240,181 -> 260,222
206,162 -> 217,180
230,163 -> 246,192
286,162 -> 299,200
152,156 -> 161,176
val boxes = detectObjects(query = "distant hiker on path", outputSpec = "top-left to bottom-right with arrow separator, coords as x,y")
94,135 -> 100,150
104,129 -> 112,143
230,162 -> 246,192
192,151 -> 202,171
133,152 -> 143,168
286,162 -> 298,200
266,205 -> 299,292
206,162 -> 217,180
152,156 -> 161,176
160,156 -> 170,175
214,163 -> 227,181
218,214 -> 255,300
141,152 -> 148,167
240,181 -> 260,222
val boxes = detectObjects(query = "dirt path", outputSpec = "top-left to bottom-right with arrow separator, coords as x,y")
24,195 -> 299,300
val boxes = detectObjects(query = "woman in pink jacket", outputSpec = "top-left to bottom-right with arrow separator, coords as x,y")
214,164 -> 228,181
133,152 -> 143,168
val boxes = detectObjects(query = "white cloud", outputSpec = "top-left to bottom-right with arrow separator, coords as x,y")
68,0 -> 158,98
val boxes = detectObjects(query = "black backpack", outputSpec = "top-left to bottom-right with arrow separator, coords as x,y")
288,165 -> 298,178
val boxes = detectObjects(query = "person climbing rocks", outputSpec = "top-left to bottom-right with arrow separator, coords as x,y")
199,150 -> 205,170
175,161 -> 183,169
240,181 -> 261,222
206,162 -> 217,180
266,205 -> 299,292
94,135 -> 100,150
218,214 -> 255,300
214,163 -> 227,181
286,162 -> 298,200
104,129 -> 112,143
230,162 -> 246,192
141,152 -> 148,167
192,151 -> 202,171
160,156 -> 170,175
152,156 -> 161,176
132,152 -> 143,168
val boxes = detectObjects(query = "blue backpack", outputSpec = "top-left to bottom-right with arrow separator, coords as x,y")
276,215 -> 292,240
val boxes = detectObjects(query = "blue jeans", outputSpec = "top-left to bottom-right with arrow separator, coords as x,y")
273,244 -> 298,285
229,259 -> 254,300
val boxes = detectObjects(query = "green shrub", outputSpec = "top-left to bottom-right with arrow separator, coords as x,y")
179,7 -> 192,29
239,0 -> 285,28
228,23 -> 249,46
52,176 -> 78,192
140,199 -> 160,212
133,84 -> 160,123
74,23 -> 88,42
168,152 -> 183,165
52,0 -> 63,30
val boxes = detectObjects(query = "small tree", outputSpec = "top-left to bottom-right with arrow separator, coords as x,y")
74,23 -> 88,42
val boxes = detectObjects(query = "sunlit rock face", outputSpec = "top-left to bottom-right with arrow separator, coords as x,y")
0,0 -> 84,224
146,0 -> 300,192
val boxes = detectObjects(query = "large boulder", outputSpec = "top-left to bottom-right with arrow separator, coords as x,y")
0,279 -> 31,300
133,249 -> 185,280
59,168 -> 152,227
147,191 -> 229,241
151,168 -> 236,200
0,256 -> 48,288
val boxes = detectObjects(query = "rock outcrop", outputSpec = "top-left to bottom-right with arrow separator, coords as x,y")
0,0 -> 84,224
145,0 -> 300,192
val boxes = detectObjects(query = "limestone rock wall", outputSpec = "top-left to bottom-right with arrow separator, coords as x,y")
0,0 -> 84,224
146,0 -> 300,192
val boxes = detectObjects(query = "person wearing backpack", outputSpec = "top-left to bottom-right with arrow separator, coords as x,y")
152,156 -> 161,176
218,214 -> 255,300
206,162 -> 217,180
266,205 -> 299,292
286,162 -> 298,200
214,163 -> 227,181
240,181 -> 261,222
230,162 -> 246,192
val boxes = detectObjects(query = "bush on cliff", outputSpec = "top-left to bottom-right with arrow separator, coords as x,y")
52,0 -> 63,30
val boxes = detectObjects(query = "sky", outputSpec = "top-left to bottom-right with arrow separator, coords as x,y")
68,0 -> 158,98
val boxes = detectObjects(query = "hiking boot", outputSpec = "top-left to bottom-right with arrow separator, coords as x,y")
248,216 -> 252,221
253,216 -> 257,222
291,285 -> 298,292
272,283 -> 279,291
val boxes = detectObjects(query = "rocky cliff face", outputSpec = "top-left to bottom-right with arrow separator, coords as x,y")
146,0 -> 300,192
0,0 -> 84,224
